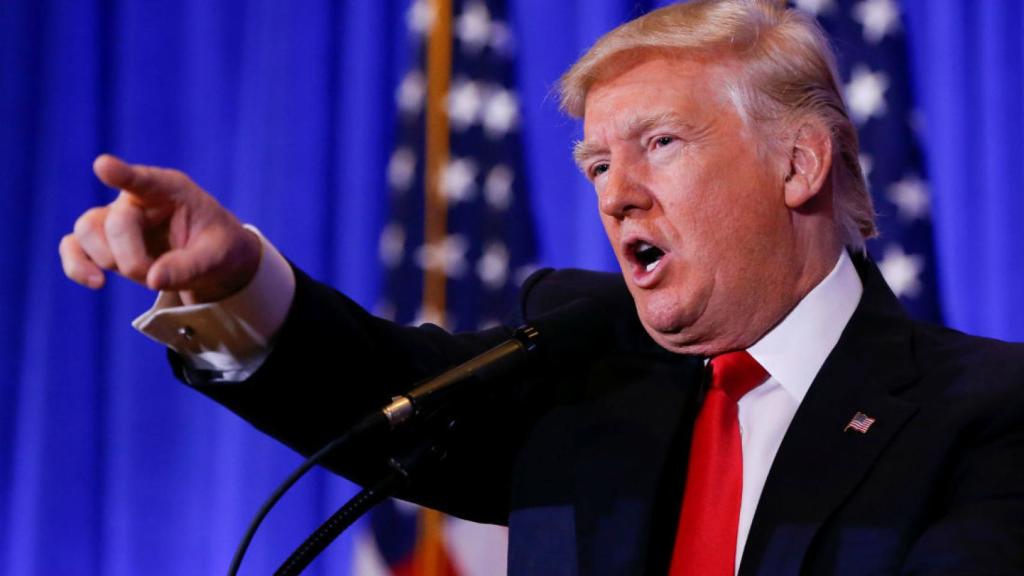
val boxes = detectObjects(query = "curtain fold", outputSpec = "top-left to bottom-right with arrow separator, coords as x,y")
1,1 -> 1021,574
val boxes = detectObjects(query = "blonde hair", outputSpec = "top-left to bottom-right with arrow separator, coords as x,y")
559,0 -> 876,250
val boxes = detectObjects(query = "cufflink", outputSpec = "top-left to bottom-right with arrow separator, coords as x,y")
177,325 -> 195,342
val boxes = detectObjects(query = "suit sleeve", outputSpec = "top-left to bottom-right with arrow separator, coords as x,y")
174,265 -> 530,524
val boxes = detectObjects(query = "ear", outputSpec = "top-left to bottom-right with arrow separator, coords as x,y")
783,121 -> 833,209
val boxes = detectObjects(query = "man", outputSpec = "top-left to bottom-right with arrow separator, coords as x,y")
60,1 -> 1024,574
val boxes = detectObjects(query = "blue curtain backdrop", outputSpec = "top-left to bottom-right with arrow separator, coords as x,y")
1,1 -> 1021,574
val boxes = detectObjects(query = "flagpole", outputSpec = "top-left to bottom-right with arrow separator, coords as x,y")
423,0 -> 453,325
419,0 -> 453,574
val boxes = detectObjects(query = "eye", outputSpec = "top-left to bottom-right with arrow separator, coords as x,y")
588,162 -> 610,180
652,135 -> 675,148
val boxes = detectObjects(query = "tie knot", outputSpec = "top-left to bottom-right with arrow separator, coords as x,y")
709,351 -> 767,402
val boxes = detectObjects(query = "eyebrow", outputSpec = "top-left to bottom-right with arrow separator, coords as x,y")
572,111 -> 690,171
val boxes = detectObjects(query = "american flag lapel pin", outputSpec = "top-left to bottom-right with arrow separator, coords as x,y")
844,411 -> 877,434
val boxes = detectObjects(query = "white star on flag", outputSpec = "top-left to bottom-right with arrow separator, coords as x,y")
378,222 -> 406,269
852,0 -> 901,44
793,0 -> 836,16
878,244 -> 925,298
846,65 -> 890,124
488,21 -> 513,55
888,174 -> 930,221
441,157 -> 479,203
415,234 -> 470,279
396,70 -> 425,116
406,0 -> 435,36
448,78 -> 483,132
484,164 -> 514,210
859,153 -> 874,188
456,2 -> 492,52
477,242 -> 510,289
483,87 -> 519,138
388,147 -> 417,193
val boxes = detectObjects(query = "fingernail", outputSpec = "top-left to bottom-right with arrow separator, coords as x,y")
87,274 -> 104,288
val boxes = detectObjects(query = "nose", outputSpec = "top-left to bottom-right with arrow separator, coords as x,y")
599,165 -> 654,220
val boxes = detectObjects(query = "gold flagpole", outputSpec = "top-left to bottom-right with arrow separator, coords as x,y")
423,0 -> 452,325
417,0 -> 452,574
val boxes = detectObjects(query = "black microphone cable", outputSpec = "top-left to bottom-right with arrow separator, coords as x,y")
226,411 -> 387,576
226,298 -> 608,575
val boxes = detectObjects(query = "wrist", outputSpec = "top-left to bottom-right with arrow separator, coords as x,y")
181,227 -> 263,305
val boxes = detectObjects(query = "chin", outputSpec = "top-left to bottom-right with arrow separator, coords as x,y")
633,290 -> 721,356
636,306 -> 696,353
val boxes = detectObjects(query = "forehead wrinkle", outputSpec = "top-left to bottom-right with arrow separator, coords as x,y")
574,110 -> 690,169
619,110 -> 688,140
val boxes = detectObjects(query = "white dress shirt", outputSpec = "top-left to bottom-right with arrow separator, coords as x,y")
133,227 -> 295,381
735,250 -> 863,569
134,240 -> 863,573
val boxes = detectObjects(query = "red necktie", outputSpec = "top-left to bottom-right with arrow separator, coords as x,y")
668,351 -> 768,576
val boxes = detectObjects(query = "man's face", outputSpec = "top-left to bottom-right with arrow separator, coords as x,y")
578,55 -> 801,355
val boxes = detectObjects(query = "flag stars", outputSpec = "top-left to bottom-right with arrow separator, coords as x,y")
852,0 -> 901,44
441,157 -> 478,203
888,174 -> 930,221
846,65 -> 889,124
456,2 -> 492,53
388,147 -> 417,193
397,70 -> 426,116
488,21 -> 514,55
484,164 -> 514,210
448,78 -> 483,132
477,242 -> 510,289
859,153 -> 874,188
483,88 -> 519,138
416,234 -> 470,279
792,0 -> 836,16
379,222 -> 406,269
878,244 -> 924,299
406,0 -> 436,36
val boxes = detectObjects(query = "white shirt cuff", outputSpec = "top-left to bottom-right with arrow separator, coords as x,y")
132,226 -> 296,381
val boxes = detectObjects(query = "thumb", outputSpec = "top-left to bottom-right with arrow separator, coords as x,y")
146,246 -> 209,293
145,227 -> 259,303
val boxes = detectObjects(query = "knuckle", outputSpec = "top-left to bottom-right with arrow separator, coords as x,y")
74,207 -> 105,238
58,234 -> 75,259
103,204 -> 136,239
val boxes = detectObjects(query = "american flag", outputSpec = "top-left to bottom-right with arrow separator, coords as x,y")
793,0 -> 942,323
358,0 -> 533,573
845,411 -> 878,433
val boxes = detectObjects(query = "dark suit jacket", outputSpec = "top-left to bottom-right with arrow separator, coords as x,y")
181,255 -> 1024,575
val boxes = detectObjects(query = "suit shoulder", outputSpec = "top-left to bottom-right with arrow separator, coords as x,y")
914,322 -> 1024,375
518,267 -> 632,319
911,322 -> 1024,413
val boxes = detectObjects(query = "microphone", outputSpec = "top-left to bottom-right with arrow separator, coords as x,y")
227,299 -> 610,576
381,298 -> 610,429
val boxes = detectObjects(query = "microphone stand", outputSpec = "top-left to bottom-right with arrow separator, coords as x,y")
273,425 -> 451,576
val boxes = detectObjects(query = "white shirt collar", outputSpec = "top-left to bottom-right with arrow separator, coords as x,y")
747,250 -> 863,404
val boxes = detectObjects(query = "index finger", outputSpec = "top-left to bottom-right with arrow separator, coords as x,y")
92,154 -> 185,202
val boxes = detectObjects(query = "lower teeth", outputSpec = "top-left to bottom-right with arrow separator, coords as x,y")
645,260 -> 660,272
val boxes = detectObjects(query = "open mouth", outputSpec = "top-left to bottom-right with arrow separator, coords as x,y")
631,241 -> 665,272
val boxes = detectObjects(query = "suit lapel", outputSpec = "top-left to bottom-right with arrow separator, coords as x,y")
740,258 -> 922,576
571,348 -> 704,576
